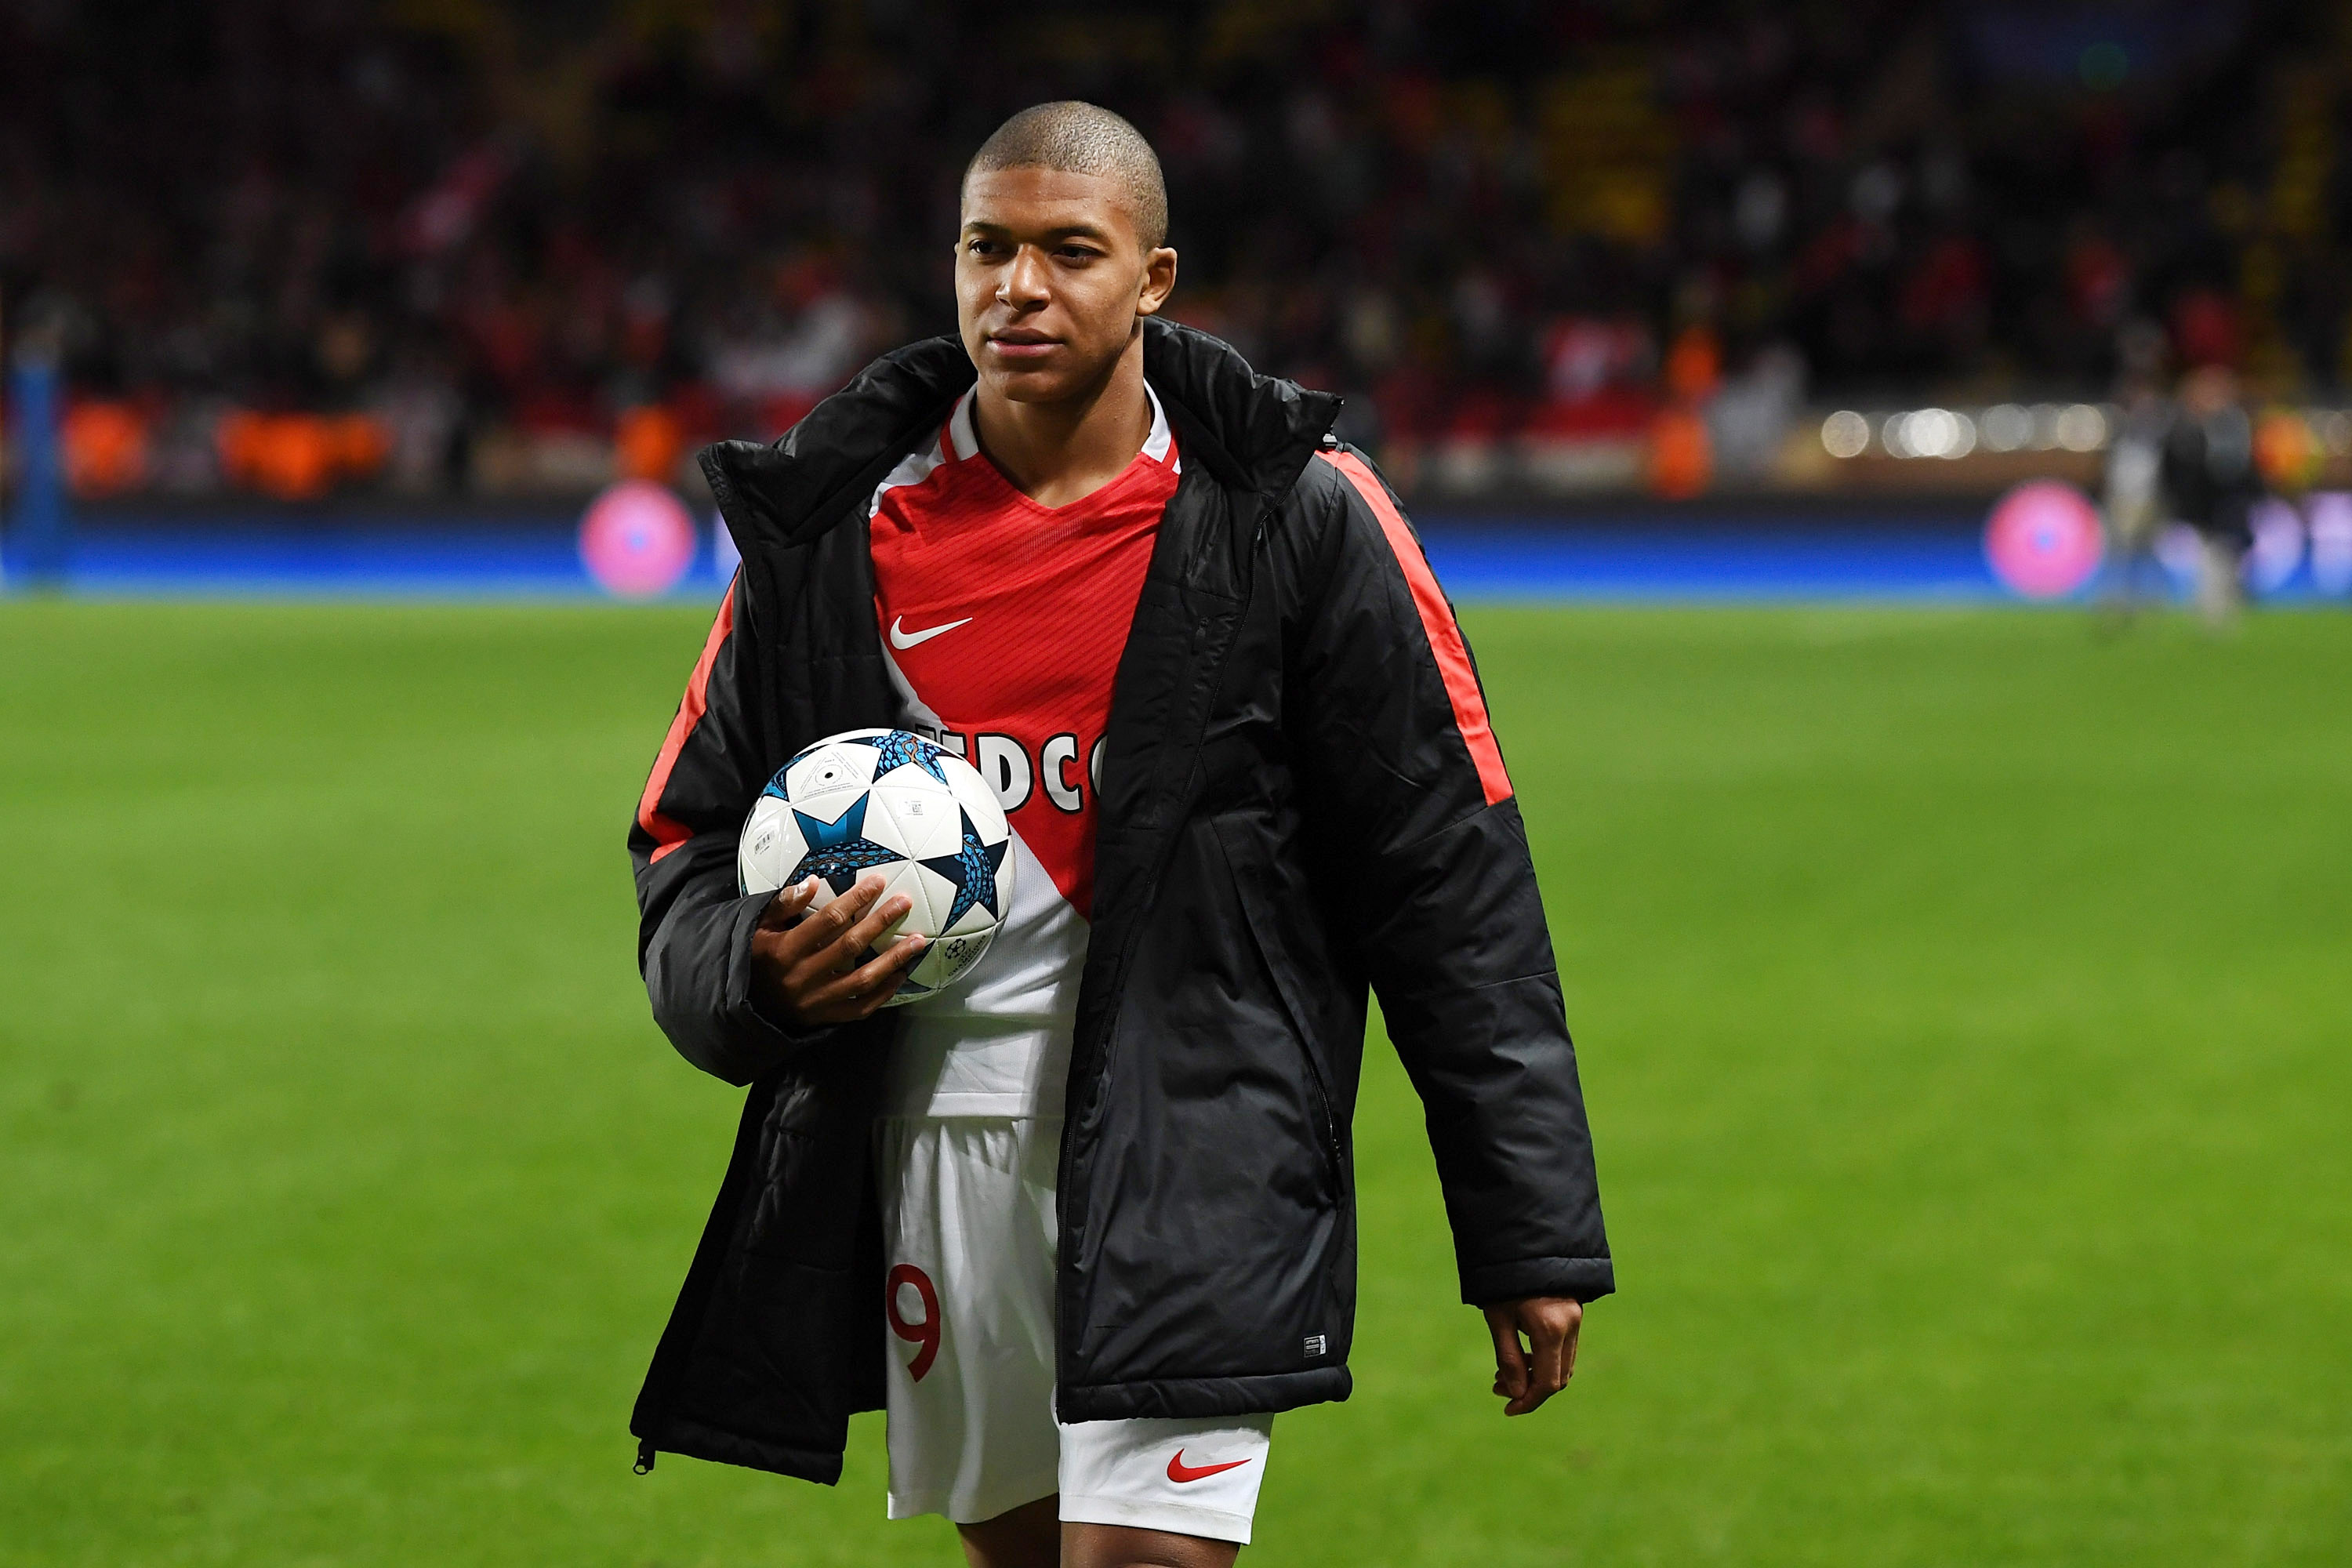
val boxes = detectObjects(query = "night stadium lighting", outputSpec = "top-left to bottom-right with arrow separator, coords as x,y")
2053,404 -> 2107,452
1901,408 -> 1974,459
1820,411 -> 1871,459
1826,405 -> 2108,461
1980,404 -> 2032,452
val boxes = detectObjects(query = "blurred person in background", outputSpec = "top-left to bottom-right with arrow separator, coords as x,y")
2161,364 -> 2261,627
2096,324 -> 2172,623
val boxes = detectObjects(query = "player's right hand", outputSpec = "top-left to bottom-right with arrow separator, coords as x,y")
749,873 -> 928,1027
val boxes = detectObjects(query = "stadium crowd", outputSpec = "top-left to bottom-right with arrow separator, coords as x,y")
0,0 -> 2333,499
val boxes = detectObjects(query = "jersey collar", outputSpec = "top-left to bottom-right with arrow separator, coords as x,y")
943,383 -> 1179,475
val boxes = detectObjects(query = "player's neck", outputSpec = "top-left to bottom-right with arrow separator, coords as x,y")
971,336 -> 1152,509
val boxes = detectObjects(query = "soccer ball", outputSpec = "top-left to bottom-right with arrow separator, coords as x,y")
738,728 -> 1014,1006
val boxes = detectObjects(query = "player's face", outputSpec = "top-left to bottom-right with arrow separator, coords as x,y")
956,167 -> 1177,405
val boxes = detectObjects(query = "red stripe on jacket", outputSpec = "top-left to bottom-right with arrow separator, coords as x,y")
637,583 -> 738,864
1316,449 -> 1513,807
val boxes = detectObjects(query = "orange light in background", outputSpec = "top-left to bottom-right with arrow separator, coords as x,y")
328,414 -> 391,478
255,419 -> 336,500
1664,325 -> 1722,402
1649,405 -> 1711,499
216,411 -> 391,500
615,405 -> 684,485
62,401 -> 151,496
216,411 -> 260,487
2254,408 -> 2321,492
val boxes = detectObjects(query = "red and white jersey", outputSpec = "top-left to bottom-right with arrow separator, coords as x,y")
870,384 -> 1180,1116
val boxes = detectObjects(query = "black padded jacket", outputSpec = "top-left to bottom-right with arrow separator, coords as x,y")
626,318 -> 1611,1484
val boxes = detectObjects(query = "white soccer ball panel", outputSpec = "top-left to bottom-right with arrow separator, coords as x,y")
866,779 -> 962,860
875,759 -> 959,793
936,750 -> 1011,841
784,740 -> 880,800
938,926 -> 998,985
786,782 -> 869,830
736,797 -> 776,893
908,860 -> 967,937
872,858 -> 936,937
914,926 -> 997,990
739,794 -> 809,895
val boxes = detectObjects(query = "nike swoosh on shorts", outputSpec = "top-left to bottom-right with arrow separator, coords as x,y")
1166,1450 -> 1253,1483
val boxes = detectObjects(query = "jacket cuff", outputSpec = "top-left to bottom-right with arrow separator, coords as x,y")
1460,1255 -> 1615,1307
717,888 -> 838,1081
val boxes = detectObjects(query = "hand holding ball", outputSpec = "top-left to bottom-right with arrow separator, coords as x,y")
741,729 -> 1016,1024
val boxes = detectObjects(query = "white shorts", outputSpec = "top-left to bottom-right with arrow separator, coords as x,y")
875,1115 -> 1274,1544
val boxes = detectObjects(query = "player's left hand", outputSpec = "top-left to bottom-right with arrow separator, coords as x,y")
1483,1296 -> 1582,1416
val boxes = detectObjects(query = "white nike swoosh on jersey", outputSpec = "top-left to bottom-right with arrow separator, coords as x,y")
890,615 -> 973,649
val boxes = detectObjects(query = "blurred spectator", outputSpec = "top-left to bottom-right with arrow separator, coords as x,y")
2097,351 -> 2170,615
0,1 -> 2332,499
2161,365 -> 2262,624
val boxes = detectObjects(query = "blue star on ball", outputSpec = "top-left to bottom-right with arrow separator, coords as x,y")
844,729 -> 953,786
919,809 -> 1009,931
788,794 -> 902,897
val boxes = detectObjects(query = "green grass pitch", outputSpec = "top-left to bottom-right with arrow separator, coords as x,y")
2,599 -> 2347,1566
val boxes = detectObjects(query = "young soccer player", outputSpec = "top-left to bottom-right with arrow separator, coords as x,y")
627,102 -> 1610,1568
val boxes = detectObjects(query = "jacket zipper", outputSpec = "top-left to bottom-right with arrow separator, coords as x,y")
1257,503 -> 1344,1189
1218,815 -> 1346,1198
1062,496 -> 1321,1284
1294,1019 -> 1345,1195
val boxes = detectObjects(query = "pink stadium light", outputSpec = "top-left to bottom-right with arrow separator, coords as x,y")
1984,481 -> 2104,599
580,480 -> 699,597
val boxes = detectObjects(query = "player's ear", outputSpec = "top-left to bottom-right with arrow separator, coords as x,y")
1136,245 -> 1178,319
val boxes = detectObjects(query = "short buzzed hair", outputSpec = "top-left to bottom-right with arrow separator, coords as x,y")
964,101 -> 1170,249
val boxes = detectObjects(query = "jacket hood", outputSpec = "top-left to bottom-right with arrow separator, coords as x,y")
700,317 -> 1343,551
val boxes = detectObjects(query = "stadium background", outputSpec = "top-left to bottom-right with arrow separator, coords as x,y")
2,2 -> 2347,1565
